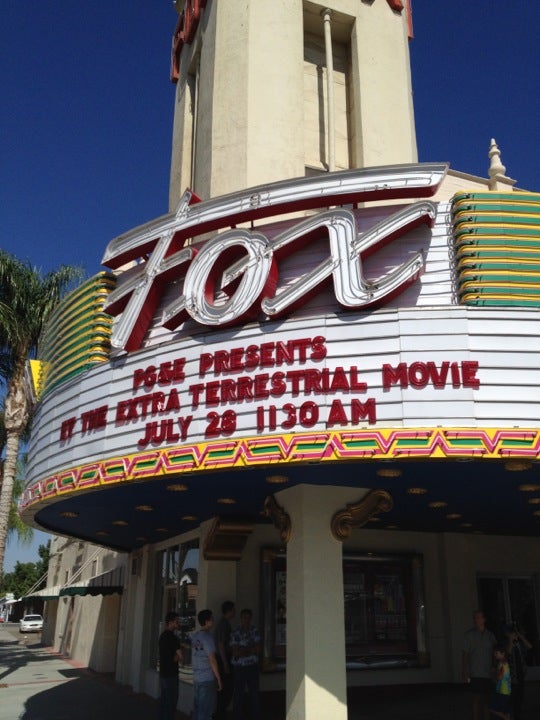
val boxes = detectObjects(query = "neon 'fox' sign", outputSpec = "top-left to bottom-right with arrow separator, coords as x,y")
102,163 -> 447,352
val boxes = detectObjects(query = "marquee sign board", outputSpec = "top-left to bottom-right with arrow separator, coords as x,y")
28,160 -> 494,475
22,167 -> 540,520
102,164 -> 447,352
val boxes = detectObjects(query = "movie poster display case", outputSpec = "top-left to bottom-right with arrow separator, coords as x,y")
261,549 -> 428,670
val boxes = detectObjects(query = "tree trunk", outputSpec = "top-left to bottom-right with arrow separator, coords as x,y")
0,432 -> 21,578
0,370 -> 28,577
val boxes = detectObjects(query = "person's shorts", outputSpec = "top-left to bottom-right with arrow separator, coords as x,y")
489,693 -> 511,714
469,677 -> 493,695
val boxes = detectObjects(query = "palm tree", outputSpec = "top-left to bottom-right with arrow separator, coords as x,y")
0,251 -> 82,577
0,409 -> 33,546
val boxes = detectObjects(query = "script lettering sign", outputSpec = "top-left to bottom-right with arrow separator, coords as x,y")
102,164 -> 447,352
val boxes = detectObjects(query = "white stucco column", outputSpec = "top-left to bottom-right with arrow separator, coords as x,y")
276,485 -> 368,720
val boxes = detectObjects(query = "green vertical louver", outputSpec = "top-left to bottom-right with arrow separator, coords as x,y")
452,191 -> 540,307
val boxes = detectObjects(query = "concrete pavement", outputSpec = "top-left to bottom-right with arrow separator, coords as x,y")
0,623 -> 166,720
2,623 -> 540,719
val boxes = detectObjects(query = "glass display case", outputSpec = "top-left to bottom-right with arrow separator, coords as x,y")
262,549 -> 427,670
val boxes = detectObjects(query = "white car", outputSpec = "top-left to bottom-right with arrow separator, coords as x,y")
19,614 -> 43,633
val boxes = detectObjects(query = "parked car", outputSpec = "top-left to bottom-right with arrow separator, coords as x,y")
19,614 -> 43,633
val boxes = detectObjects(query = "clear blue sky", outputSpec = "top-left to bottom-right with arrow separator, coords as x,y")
2,1 -> 539,570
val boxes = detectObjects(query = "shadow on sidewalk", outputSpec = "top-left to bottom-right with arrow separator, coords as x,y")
20,674 -> 164,720
0,638 -> 66,685
6,634 -> 540,720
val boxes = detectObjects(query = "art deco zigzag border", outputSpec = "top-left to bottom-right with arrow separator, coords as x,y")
21,427 -> 540,510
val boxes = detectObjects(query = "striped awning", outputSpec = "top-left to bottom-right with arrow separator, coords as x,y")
23,585 -> 62,601
59,566 -> 125,597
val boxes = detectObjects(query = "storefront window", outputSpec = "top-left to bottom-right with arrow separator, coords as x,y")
167,546 -> 180,584
178,541 -> 199,666
153,539 -> 199,670
261,549 -> 427,670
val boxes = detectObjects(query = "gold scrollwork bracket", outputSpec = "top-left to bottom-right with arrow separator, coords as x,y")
263,495 -> 291,544
331,489 -> 393,542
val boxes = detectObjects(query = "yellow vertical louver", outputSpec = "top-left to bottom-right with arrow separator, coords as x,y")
36,272 -> 116,397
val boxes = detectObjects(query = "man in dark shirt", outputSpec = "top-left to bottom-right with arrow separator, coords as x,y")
158,611 -> 182,720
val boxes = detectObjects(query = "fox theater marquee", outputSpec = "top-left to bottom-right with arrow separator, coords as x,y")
26,165 -> 486,459
21,3 -> 540,719
25,163 -> 499,507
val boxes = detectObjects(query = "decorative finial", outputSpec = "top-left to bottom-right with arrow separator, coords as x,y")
488,138 -> 506,179
487,138 -> 516,190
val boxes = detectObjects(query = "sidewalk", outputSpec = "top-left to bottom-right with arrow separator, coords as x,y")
0,623 -> 169,720
2,623 -> 540,719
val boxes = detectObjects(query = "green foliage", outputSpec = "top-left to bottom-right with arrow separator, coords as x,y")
0,250 -> 83,577
0,250 -> 83,372
35,541 -> 50,580
6,449 -> 33,544
0,541 -> 50,597
1,562 -> 37,597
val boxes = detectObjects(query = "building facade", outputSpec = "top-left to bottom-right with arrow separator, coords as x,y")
22,2 -> 540,718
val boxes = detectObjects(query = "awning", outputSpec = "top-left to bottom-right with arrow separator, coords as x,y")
59,566 -> 125,597
23,586 -> 62,601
